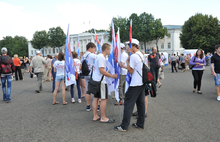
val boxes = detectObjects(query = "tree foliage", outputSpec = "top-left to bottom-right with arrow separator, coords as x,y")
31,30 -> 49,50
0,36 -> 28,57
48,26 -> 66,48
180,13 -> 220,53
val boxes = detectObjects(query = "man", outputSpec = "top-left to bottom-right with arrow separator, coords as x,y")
211,44 -> 220,101
81,42 -> 97,111
161,53 -> 165,63
92,43 -> 118,122
42,55 -> 52,82
51,53 -> 58,93
0,47 -> 15,103
148,47 -> 160,90
180,53 -> 185,72
30,51 -> 46,93
115,43 -> 128,105
170,54 -> 178,73
114,39 -> 146,132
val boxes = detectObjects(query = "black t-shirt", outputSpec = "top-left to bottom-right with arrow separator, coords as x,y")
211,53 -> 220,73
20,59 -> 25,69
148,53 -> 160,66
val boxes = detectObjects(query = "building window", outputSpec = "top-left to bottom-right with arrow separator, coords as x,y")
31,50 -> 33,55
41,50 -> 44,55
168,33 -> 171,38
161,43 -> 164,49
53,48 -> 55,53
60,49 -> 62,52
56,48 -> 58,53
168,43 -> 171,49
45,49 -> 47,54
49,49 -> 51,54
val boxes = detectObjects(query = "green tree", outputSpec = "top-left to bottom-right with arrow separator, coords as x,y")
31,30 -> 49,56
180,13 -> 220,53
152,18 -> 168,52
48,26 -> 66,52
127,13 -> 140,40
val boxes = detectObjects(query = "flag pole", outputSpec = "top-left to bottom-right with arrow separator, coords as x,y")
110,95 -> 116,115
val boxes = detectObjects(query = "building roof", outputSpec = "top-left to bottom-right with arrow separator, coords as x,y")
163,25 -> 182,30
70,32 -> 109,37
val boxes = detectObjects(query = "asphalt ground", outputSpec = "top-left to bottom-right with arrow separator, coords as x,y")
0,66 -> 219,142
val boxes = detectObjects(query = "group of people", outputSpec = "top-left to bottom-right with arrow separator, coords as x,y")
0,40 -> 220,131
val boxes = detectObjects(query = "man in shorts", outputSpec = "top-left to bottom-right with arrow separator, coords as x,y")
92,43 -> 118,122
211,44 -> 220,101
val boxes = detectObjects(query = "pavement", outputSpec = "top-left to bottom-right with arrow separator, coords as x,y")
0,66 -> 220,142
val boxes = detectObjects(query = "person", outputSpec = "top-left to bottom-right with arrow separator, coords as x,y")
92,43 -> 118,122
148,46 -> 160,91
19,57 -> 25,76
170,54 -> 178,73
25,57 -> 29,72
30,51 -> 46,93
114,39 -> 146,132
180,53 -> 185,72
13,54 -> 23,81
51,53 -> 58,93
43,55 -> 52,82
115,43 -> 128,105
52,52 -> 67,105
70,52 -> 82,103
185,55 -> 189,71
79,52 -> 86,99
0,47 -> 15,103
211,45 -> 220,101
80,42 -> 97,111
161,53 -> 165,63
190,49 -> 206,94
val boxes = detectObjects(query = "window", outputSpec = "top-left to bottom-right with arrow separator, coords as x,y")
41,50 -> 44,55
168,33 -> 171,38
53,48 -> 55,53
161,43 -> 164,49
31,50 -> 33,55
60,49 -> 62,52
49,49 -> 51,54
45,49 -> 47,54
168,43 -> 171,49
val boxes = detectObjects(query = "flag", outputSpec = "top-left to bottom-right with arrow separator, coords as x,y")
77,37 -> 80,58
106,20 -> 116,95
125,19 -> 132,93
65,24 -> 76,86
70,38 -> 74,52
94,29 -> 102,54
101,34 -> 104,45
114,28 -> 121,102
91,32 -> 94,43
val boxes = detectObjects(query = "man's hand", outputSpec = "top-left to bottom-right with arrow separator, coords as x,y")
112,74 -> 118,79
212,72 -> 217,77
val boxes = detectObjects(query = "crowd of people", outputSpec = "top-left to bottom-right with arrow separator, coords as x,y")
0,41 -> 219,132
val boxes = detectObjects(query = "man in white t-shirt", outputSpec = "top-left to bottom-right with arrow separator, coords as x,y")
92,43 -> 118,123
114,39 -> 146,132
80,42 -> 97,111
115,43 -> 128,105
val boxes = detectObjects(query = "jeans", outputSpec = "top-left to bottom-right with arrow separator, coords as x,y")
70,74 -> 81,99
36,72 -> 43,91
52,68 -> 56,92
150,66 -> 159,91
15,66 -> 23,80
1,75 -> 12,101
192,70 -> 204,91
171,61 -> 177,72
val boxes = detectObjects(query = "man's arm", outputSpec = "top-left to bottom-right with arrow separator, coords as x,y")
126,56 -> 134,74
211,63 -> 217,77
99,67 -> 117,79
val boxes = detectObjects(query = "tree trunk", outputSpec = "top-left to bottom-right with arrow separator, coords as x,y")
156,38 -> 159,52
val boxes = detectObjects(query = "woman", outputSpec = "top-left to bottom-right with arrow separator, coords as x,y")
19,57 -> 25,76
190,49 -> 206,94
185,55 -> 189,71
53,52 -> 67,105
43,55 -> 52,82
79,52 -> 86,99
70,52 -> 82,103
25,57 -> 29,72
13,54 -> 23,81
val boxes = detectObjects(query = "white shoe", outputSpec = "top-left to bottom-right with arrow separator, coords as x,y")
78,99 -> 81,103
217,96 -> 220,101
72,98 -> 75,103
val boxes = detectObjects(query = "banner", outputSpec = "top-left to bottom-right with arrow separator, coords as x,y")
77,37 -> 80,58
94,29 -> 102,54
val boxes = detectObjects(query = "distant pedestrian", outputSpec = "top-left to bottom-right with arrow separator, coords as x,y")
19,57 -> 25,76
51,53 -> 58,93
13,54 -> 23,81
190,49 -> 206,94
0,47 -> 15,103
185,55 -> 189,71
211,44 -> 220,101
43,55 -> 52,82
29,51 -> 46,93
170,54 -> 178,73
180,53 -> 185,72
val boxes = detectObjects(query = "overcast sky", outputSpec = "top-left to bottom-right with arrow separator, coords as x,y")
0,0 -> 219,41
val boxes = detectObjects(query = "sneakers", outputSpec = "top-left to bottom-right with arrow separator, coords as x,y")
72,98 -> 75,103
132,123 -> 143,129
97,105 -> 100,111
132,111 -> 138,116
78,99 -> 81,103
35,90 -> 40,93
114,125 -> 127,132
86,105 -> 91,111
217,96 -> 220,101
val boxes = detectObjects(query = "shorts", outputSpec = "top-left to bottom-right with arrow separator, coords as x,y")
80,73 -> 85,79
214,73 -> 220,86
56,75 -> 65,82
85,75 -> 91,94
94,83 -> 108,99
21,69 -> 25,74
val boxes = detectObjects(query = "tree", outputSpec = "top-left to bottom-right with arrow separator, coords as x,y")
48,26 -> 66,52
31,30 -> 49,56
152,19 -> 168,52
127,13 -> 140,40
180,13 -> 220,53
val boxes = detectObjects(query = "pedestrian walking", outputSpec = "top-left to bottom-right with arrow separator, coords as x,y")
0,47 -> 15,103
190,49 -> 206,94
43,55 -> 52,82
180,53 -> 185,72
19,57 -> 25,76
170,54 -> 178,73
13,54 -> 23,81
51,53 -> 58,93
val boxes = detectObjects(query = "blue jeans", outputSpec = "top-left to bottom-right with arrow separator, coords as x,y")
70,74 -> 81,99
52,68 -> 56,92
1,75 -> 12,101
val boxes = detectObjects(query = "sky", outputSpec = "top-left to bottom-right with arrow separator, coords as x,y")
0,0 -> 219,41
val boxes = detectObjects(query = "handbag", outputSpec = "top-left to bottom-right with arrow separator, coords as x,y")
88,67 -> 104,95
73,60 -> 78,80
189,56 -> 196,69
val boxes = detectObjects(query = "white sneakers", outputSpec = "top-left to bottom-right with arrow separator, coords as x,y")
72,98 -> 75,103
217,96 -> 220,101
78,99 -> 81,103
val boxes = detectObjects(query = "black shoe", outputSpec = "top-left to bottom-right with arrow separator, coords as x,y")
132,123 -> 143,129
132,111 -> 138,116
36,90 -> 40,93
197,91 -> 202,94
114,125 -> 127,132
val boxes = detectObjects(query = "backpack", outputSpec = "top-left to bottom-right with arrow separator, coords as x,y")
81,53 -> 91,76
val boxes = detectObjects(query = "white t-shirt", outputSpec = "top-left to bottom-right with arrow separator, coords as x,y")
73,58 -> 81,73
121,51 -> 128,75
81,51 -> 96,75
92,54 -> 106,84
129,51 -> 143,87
54,60 -> 65,76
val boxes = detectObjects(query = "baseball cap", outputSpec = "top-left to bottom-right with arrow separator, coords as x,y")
36,50 -> 41,55
131,38 -> 139,46
1,47 -> 7,54
120,43 -> 125,48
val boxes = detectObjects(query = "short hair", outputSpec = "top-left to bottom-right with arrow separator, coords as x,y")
132,43 -> 139,49
181,53 -> 184,56
58,52 -> 64,61
14,54 -> 18,58
215,44 -> 220,50
174,54 -> 176,56
86,42 -> 96,50
72,52 -> 77,58
102,43 -> 111,52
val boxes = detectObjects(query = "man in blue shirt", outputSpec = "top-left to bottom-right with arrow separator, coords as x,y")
51,53 -> 58,93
